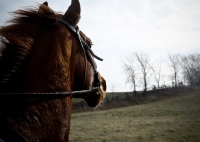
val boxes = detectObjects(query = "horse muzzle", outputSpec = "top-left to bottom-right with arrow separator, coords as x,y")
84,73 -> 106,107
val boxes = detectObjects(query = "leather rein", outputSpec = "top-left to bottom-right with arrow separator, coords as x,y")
0,18 -> 103,98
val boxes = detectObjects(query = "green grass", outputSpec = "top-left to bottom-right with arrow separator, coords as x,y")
69,88 -> 200,142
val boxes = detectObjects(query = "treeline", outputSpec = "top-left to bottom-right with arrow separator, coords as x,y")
121,52 -> 200,95
72,86 -> 199,113
181,53 -> 200,86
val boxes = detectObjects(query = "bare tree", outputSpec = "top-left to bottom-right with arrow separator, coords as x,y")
150,57 -> 163,89
168,53 -> 181,87
180,53 -> 200,86
180,55 -> 193,86
134,52 -> 152,95
122,52 -> 152,96
122,54 -> 137,92
189,53 -> 200,86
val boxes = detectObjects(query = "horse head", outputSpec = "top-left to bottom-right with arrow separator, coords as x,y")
62,0 -> 107,107
0,0 -> 106,141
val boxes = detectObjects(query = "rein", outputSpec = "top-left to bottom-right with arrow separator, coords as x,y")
0,87 -> 100,98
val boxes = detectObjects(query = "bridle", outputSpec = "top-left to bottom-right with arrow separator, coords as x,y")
56,18 -> 104,97
0,18 -> 104,98
57,18 -> 103,89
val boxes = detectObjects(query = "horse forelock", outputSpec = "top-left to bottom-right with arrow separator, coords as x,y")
0,6 -> 62,90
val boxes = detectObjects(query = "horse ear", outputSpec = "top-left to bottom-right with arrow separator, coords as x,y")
43,1 -> 48,6
64,0 -> 81,28
38,1 -> 53,14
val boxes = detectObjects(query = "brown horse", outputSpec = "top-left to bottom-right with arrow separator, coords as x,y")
0,1 -> 106,142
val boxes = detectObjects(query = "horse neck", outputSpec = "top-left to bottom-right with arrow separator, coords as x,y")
0,27 -> 76,141
0,97 -> 72,142
16,27 -> 74,92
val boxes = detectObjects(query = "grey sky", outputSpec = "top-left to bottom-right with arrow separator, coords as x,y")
0,0 -> 200,91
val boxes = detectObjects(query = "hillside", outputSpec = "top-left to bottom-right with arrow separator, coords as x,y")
69,87 -> 200,142
72,87 -> 199,113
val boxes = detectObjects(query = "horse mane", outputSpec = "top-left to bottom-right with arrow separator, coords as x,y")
0,6 -> 61,90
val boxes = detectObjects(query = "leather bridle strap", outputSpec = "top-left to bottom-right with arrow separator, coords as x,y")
57,18 -> 103,89
58,18 -> 88,89
0,87 -> 100,98
57,18 -> 103,62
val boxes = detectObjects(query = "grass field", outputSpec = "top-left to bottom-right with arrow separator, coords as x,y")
69,88 -> 200,142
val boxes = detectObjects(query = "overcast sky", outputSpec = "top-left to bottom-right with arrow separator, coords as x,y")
0,0 -> 200,92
